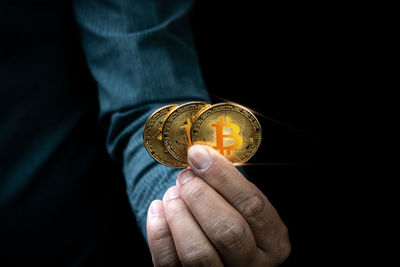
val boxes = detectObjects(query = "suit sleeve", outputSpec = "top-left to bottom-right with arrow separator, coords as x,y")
73,0 -> 210,240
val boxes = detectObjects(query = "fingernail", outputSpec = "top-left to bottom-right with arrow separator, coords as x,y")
177,170 -> 195,185
163,186 -> 180,201
188,145 -> 212,171
149,200 -> 164,216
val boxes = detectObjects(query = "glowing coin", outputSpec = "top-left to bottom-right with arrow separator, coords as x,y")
143,104 -> 187,168
163,101 -> 208,163
191,102 -> 262,164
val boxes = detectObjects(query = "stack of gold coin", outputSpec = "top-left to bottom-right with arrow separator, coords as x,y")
143,101 -> 262,168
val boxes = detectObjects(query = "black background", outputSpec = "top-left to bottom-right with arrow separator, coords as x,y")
105,2 -> 342,266
192,2 -> 330,266
0,0 -> 365,265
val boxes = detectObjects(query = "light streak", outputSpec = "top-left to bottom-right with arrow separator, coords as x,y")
209,93 -> 314,138
234,162 -> 303,166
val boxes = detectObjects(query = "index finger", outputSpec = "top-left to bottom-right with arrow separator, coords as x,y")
187,145 -> 290,255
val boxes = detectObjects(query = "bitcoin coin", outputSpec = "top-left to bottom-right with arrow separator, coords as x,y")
143,104 -> 187,168
163,101 -> 208,163
191,102 -> 262,164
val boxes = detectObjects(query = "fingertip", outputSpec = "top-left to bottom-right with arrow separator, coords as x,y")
147,199 -> 180,267
149,199 -> 164,217
188,144 -> 213,171
177,169 -> 195,186
162,186 -> 180,202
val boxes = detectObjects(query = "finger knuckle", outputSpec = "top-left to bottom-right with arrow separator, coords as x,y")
151,226 -> 172,244
154,249 -> 179,267
213,219 -> 248,251
241,193 -> 266,221
279,242 -> 292,264
278,226 -> 292,261
180,246 -> 215,266
186,182 -> 208,204
270,225 -> 292,265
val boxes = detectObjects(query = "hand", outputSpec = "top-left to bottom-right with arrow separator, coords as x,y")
146,145 -> 291,266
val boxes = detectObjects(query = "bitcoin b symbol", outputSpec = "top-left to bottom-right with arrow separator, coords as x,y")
211,117 -> 243,155
180,118 -> 193,146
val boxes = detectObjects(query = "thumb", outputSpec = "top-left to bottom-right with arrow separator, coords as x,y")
187,144 -> 243,181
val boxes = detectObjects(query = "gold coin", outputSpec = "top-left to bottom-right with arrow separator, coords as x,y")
163,101 -> 208,163
143,104 -> 187,168
191,102 -> 262,164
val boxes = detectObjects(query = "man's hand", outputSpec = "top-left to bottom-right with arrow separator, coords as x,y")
146,145 -> 291,266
